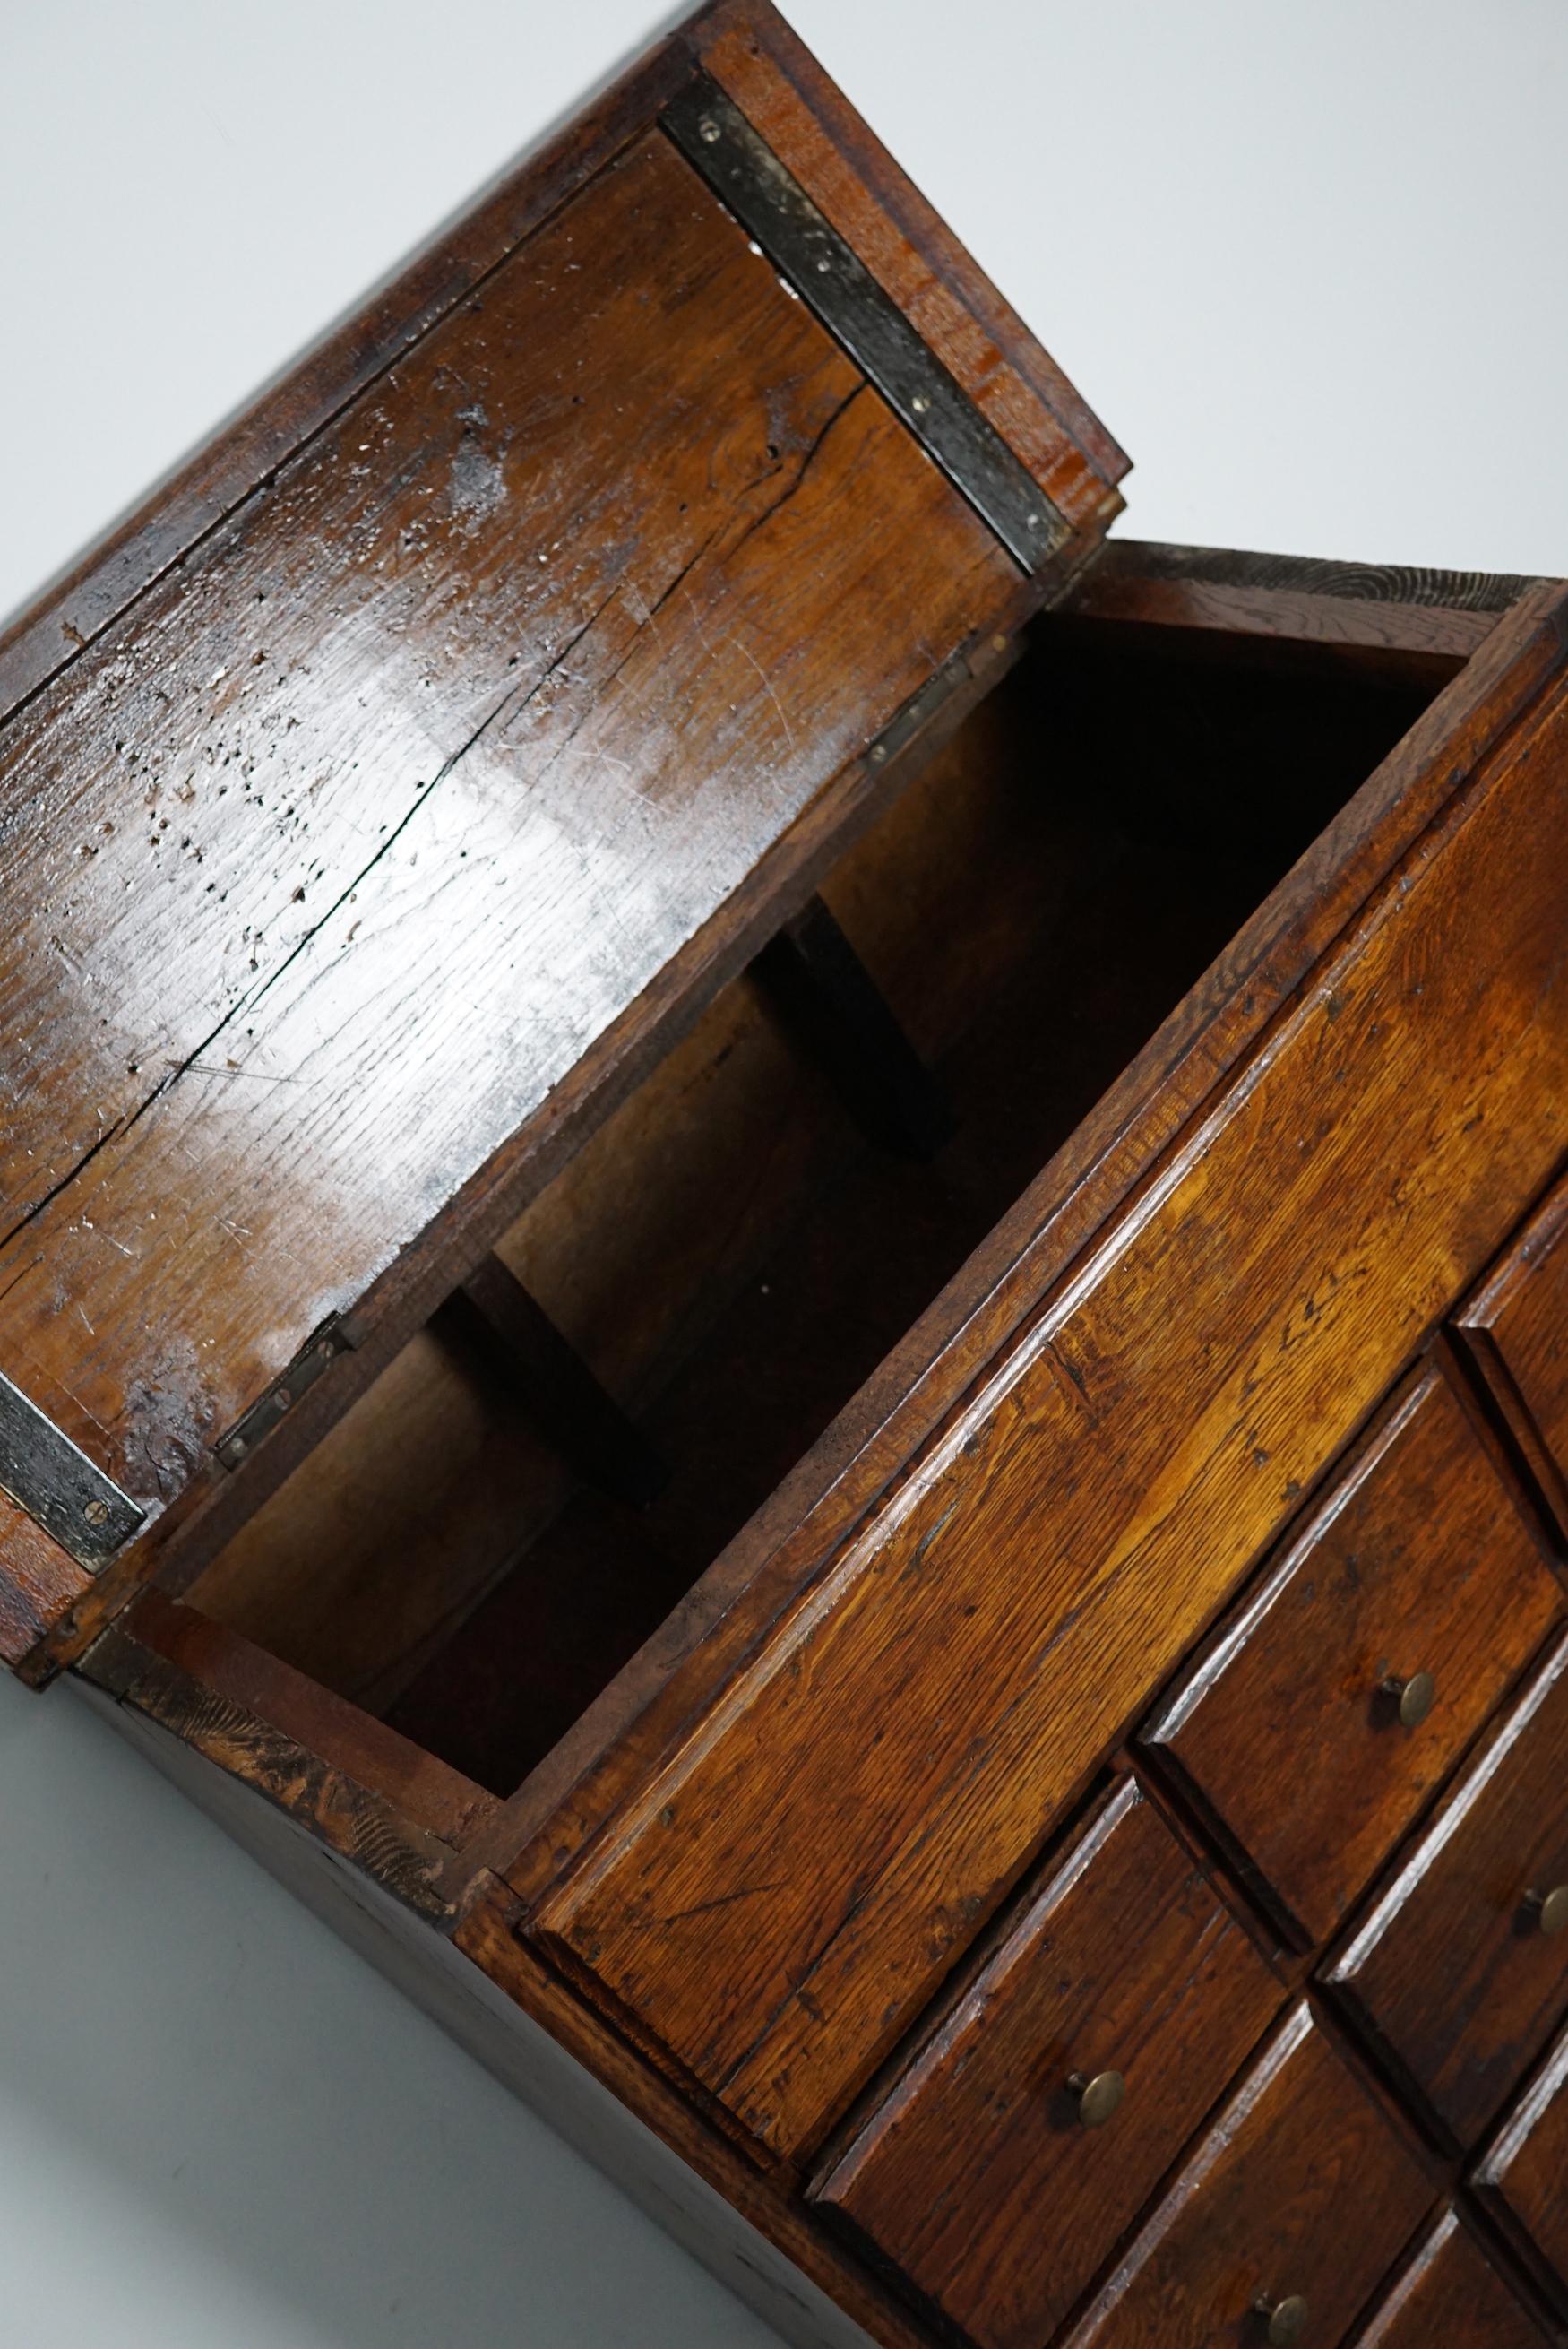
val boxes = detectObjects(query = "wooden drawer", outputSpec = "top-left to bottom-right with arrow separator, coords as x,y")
1141,1360 -> 1564,1947
1325,1627 -> 1568,2149
537,669 -> 1568,2159
1352,2207 -> 1551,2348
811,1778 -> 1281,2349
1475,2024 -> 1568,2313
1066,2005 -> 1432,2349
1457,1173 -> 1568,1536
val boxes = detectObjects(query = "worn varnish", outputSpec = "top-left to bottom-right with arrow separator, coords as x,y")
1325,1626 -> 1568,2150
1065,2006 -> 1433,2349
1142,1360 -> 1565,1948
1352,2206 -> 1550,2349
0,86 -> 1060,1663
813,1778 -> 1283,2349
536,668 -> 1568,2159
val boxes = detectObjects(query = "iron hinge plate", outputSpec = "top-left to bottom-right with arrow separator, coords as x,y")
215,1314 -> 361,1472
661,72 -> 1067,574
0,1370 -> 145,1570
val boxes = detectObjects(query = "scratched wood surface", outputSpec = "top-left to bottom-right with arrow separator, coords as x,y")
813,1778 -> 1283,2349
535,664 -> 1568,2161
0,120 -> 1047,1660
1142,1360 -> 1565,1949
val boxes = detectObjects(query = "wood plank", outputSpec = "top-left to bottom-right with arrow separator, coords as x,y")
696,1 -> 1129,514
81,1617 -> 468,1919
0,17 -> 696,732
488,580 -> 1568,1900
435,1258 -> 667,1507
533,664 -> 1568,2160
101,1585 -> 498,1848
752,896 -> 956,1160
0,125 -> 1028,1666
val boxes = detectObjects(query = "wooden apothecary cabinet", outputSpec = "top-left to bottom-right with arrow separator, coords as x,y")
3,7 -> 1565,2343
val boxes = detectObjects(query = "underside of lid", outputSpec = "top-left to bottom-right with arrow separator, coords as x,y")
0,0 -> 1127,1675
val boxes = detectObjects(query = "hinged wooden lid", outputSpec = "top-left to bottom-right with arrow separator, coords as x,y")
0,0 -> 1126,1674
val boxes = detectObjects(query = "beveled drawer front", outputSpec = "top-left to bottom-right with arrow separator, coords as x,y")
1475,2024 -> 1568,2311
535,683 -> 1568,2160
1142,1361 -> 1564,1947
1457,1173 -> 1568,1535
812,1779 -> 1282,2349
1325,1628 -> 1568,2149
1352,2207 -> 1549,2348
1067,2004 -> 1431,2349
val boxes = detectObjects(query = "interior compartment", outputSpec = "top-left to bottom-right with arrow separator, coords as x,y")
184,613 -> 1449,1803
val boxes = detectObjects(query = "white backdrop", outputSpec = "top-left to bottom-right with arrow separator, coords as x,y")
1,4 -> 1564,2343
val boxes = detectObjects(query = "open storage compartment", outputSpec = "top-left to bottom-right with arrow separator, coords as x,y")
181,607 -> 1452,1803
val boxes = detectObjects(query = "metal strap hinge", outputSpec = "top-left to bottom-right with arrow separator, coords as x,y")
216,1314 -> 361,1471
660,72 -> 1068,574
0,1370 -> 145,1569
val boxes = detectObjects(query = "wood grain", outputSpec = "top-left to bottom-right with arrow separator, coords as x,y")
81,1616 -> 468,1919
1064,2005 -> 1432,2349
534,664 -> 1568,2159
696,1 -> 1129,518
491,580 -> 1568,1907
1325,1627 -> 1568,2151
1352,2206 -> 1550,2349
812,1778 -> 1283,2349
1474,2024 -> 1568,2315
104,1585 -> 497,1847
0,125 -> 1025,1657
1142,1360 -> 1564,1948
1456,1173 -> 1568,1538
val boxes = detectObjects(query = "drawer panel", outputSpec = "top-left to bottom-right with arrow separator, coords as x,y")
537,679 -> 1568,2159
1066,2005 -> 1431,2349
811,1779 -> 1282,2349
1325,1628 -> 1568,2148
1475,2024 -> 1568,2311
1353,2207 -> 1549,2348
1457,1173 -> 1568,1534
1142,1360 -> 1564,1947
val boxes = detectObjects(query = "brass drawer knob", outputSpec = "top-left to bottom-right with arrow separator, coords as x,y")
1066,2068 -> 1125,2128
1525,1885 -> 1568,1937
1381,1668 -> 1436,1728
1254,2293 -> 1310,2345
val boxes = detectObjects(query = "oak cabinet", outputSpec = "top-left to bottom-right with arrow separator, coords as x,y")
2,4 -> 1565,2344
